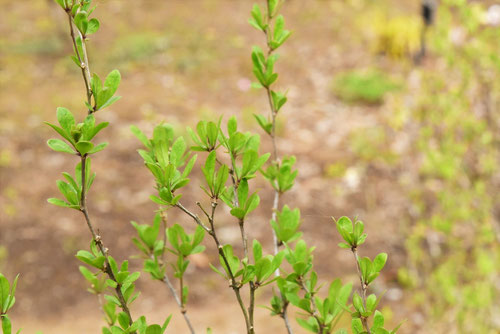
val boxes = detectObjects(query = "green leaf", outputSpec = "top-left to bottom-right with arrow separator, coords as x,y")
354,220 -> 364,239
253,240 -> 263,262
351,318 -> 364,334
87,18 -> 100,35
47,139 -> 76,154
153,124 -> 174,144
74,11 -> 88,34
296,317 -> 319,333
245,193 -> 260,216
117,312 -> 130,329
249,4 -> 265,31
76,250 -> 105,270
372,310 -> 384,329
47,197 -> 75,209
54,0 -> 67,9
182,285 -> 189,306
227,116 -> 237,136
2,315 -> 12,334
130,125 -> 151,148
390,319 -> 406,333
88,122 -> 109,140
206,121 -> 219,148
248,17 -> 263,32
96,70 -> 121,110
75,141 -> 94,155
88,142 -> 108,154
253,114 -> 272,135
271,90 -> 288,111
159,316 -> 172,332
56,180 -> 78,205
202,151 -> 217,192
81,115 -> 96,140
220,245 -> 240,276
373,253 -> 388,273
255,257 -> 272,282
192,225 -> 205,248
45,122 -> 75,145
170,137 -> 186,167
366,293 -> 377,312
91,73 -> 102,98
104,70 -> 121,95
8,275 -> 19,311
352,292 -> 364,313
237,179 -> 249,208
230,208 -> 246,220
272,205 -> 301,243
268,0 -> 279,17
99,95 -> 121,110
0,274 -> 9,312
79,266 -> 96,282
57,107 -> 75,133
335,216 -> 354,245
146,325 -> 162,334
182,155 -> 197,179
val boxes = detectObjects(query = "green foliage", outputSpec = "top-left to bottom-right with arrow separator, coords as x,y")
270,205 -> 302,244
331,69 -> 400,105
335,217 -> 367,249
91,71 -> 122,111
25,0 -> 403,333
187,120 -> 220,152
261,155 -> 298,193
132,124 -> 195,207
43,1 -> 172,333
45,108 -> 109,156
48,159 -> 95,209
400,2 -> 500,332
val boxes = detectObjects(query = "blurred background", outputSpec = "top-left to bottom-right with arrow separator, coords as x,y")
1,0 -> 500,333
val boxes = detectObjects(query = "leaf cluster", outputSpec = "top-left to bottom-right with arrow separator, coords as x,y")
132,124 -> 196,207
46,108 -> 109,156
0,274 -> 20,334
210,241 -> 284,287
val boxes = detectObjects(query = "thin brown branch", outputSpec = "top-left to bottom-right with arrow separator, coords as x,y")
64,2 -> 133,331
239,219 -> 249,259
282,303 -> 293,334
164,274 -> 196,334
177,200 -> 253,334
80,156 -> 135,329
249,282 -> 256,333
66,11 -> 92,108
155,253 -> 196,334
299,278 -> 325,334
175,202 -> 211,233
260,3 -> 292,333
227,154 -> 250,261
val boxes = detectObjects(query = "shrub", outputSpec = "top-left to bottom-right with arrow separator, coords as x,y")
400,2 -> 500,332
1,1 -> 400,334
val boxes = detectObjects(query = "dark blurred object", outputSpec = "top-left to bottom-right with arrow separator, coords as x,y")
422,0 -> 436,26
416,0 -> 437,63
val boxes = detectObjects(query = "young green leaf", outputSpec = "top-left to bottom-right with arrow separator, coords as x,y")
47,139 -> 76,154
57,107 -> 75,133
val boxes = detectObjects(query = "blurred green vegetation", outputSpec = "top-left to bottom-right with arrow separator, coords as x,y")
331,69 -> 401,105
